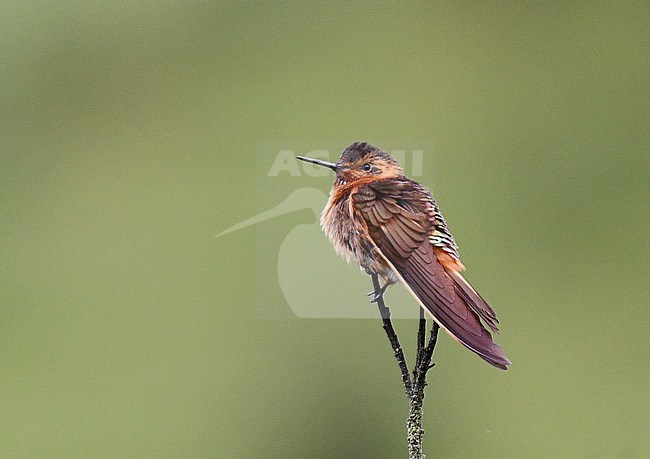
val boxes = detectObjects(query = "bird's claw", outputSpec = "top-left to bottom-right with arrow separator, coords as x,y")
366,290 -> 379,303
367,284 -> 389,303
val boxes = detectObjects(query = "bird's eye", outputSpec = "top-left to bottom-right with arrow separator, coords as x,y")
362,163 -> 372,172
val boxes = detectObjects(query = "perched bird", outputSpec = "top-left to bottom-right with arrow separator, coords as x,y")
297,142 -> 511,369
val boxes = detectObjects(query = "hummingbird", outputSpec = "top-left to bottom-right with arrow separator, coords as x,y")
296,142 -> 511,369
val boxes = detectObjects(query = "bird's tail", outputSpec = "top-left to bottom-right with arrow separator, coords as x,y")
398,247 -> 511,370
447,269 -> 500,333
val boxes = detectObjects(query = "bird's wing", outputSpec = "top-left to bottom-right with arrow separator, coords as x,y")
353,181 -> 510,370
396,181 -> 501,333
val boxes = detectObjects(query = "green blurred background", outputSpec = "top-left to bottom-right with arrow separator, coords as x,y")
2,2 -> 648,457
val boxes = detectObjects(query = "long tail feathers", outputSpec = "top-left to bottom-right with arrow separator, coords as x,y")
441,269 -> 511,369
397,248 -> 511,370
448,270 -> 500,333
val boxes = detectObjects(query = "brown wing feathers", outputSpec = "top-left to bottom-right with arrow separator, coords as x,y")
401,241 -> 510,369
355,182 -> 511,370
434,247 -> 500,333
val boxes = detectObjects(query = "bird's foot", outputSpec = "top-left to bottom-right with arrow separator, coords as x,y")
367,283 -> 389,303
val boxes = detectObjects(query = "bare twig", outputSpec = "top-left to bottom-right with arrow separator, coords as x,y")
371,273 -> 412,397
369,275 -> 440,459
408,313 -> 440,459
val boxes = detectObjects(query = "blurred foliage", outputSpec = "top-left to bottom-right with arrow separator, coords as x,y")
1,2 -> 648,457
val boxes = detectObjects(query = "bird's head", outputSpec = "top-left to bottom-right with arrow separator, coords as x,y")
297,142 -> 403,186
